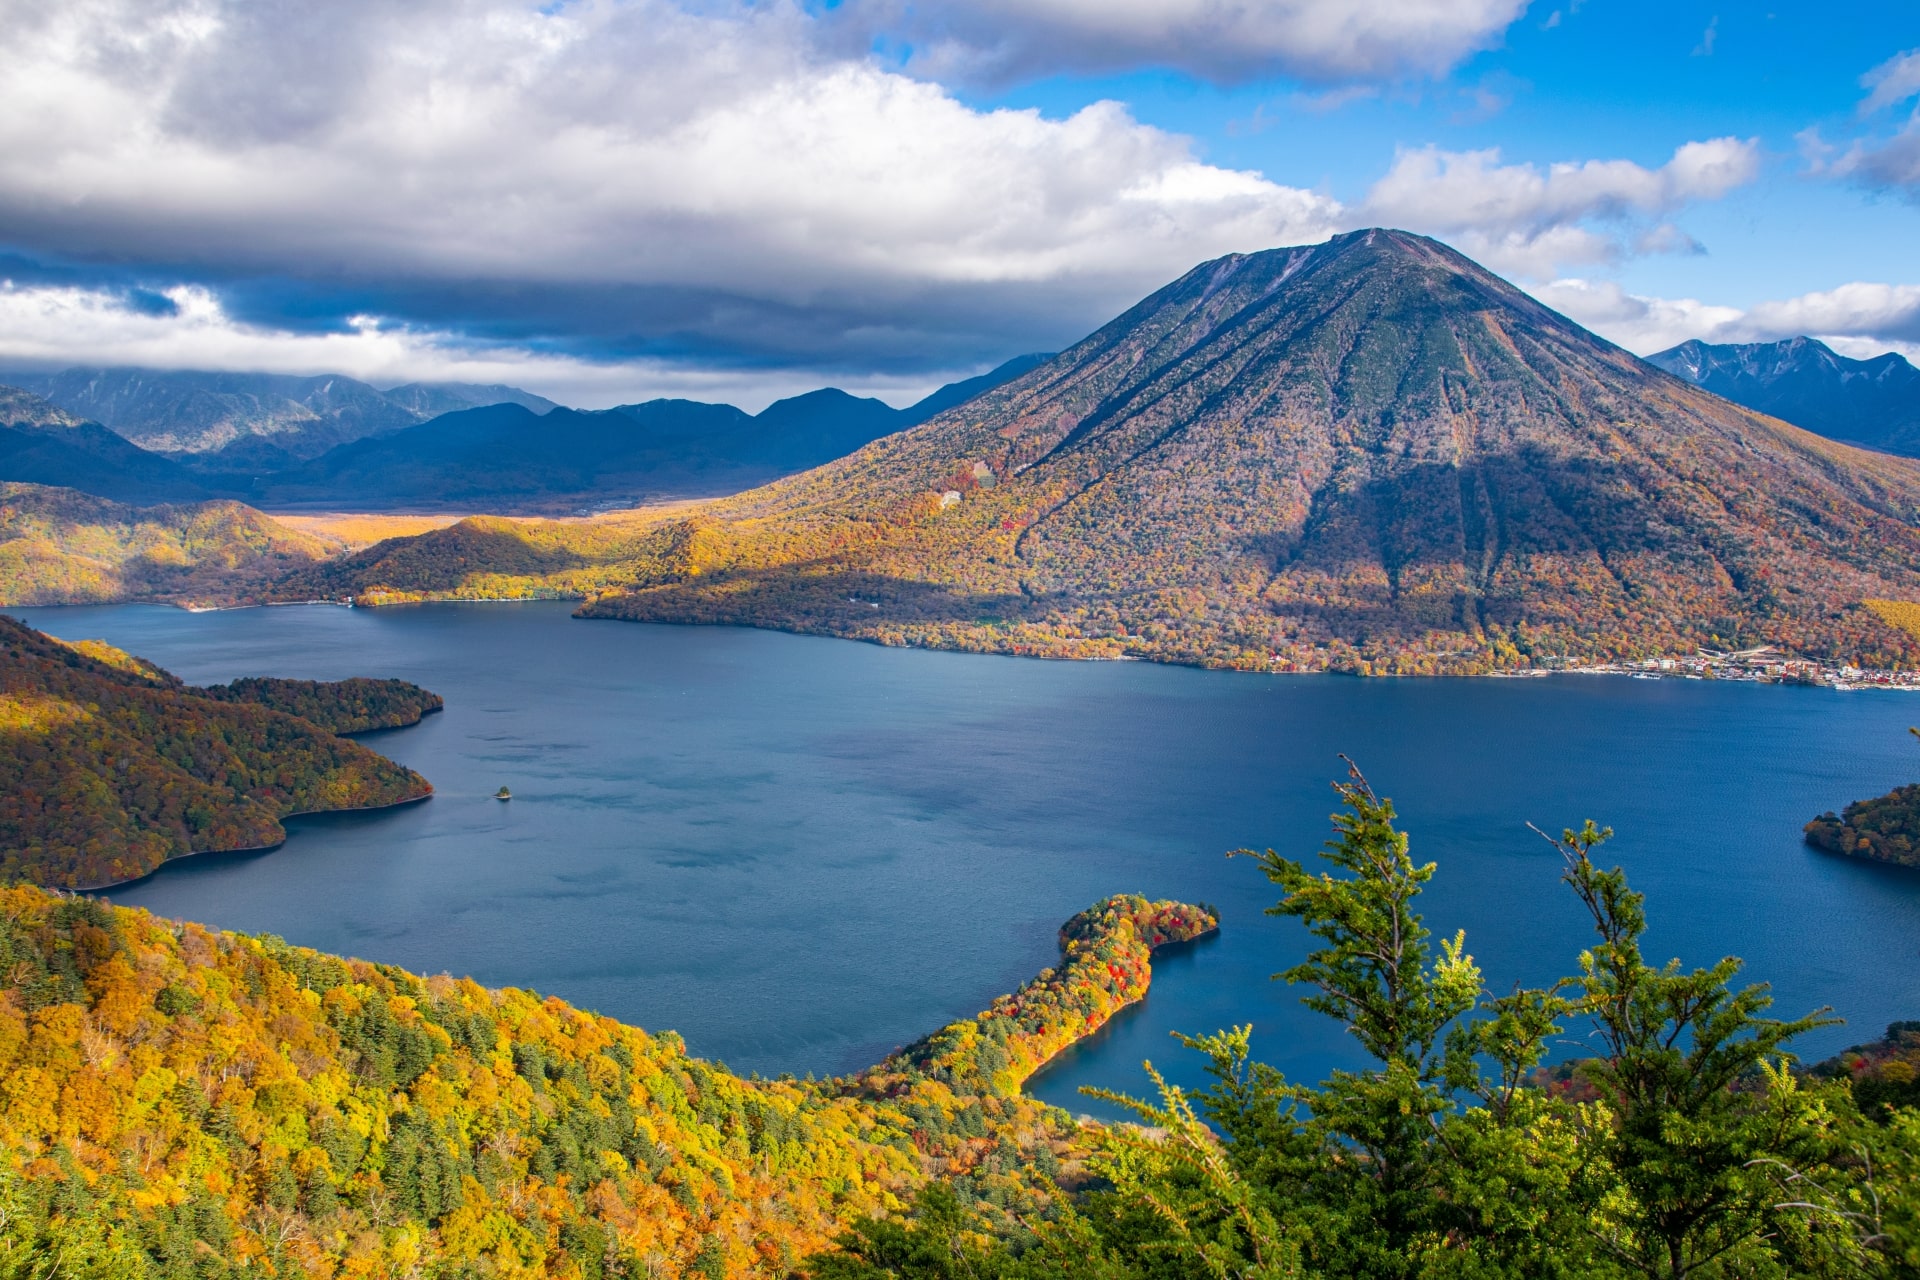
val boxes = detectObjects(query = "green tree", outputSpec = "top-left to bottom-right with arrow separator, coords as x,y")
1544,820 -> 1865,1278
1232,760 -> 1483,1270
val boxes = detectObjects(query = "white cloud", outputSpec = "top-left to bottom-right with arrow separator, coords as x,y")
1833,125 -> 1920,194
0,0 -> 1778,381
1527,279 -> 1745,353
1861,48 -> 1920,114
0,0 -> 1342,363
0,281 -> 949,411
1812,50 -> 1920,198
835,0 -> 1531,86
1530,277 -> 1920,361
1360,138 -> 1760,278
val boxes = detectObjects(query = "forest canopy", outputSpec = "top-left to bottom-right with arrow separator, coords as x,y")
0,616 -> 433,888
0,887 -> 1212,1276
197,676 -> 444,735
817,768 -> 1920,1280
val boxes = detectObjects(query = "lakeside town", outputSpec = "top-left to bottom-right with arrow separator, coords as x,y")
1533,645 -> 1920,690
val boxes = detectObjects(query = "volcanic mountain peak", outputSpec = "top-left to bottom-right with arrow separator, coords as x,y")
563,228 -> 1920,672
282,230 -> 1920,673
887,227 -> 1652,476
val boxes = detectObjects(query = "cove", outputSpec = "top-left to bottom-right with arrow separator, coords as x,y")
9,599 -> 1920,1117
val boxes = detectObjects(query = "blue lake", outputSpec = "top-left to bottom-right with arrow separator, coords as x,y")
9,600 -> 1920,1115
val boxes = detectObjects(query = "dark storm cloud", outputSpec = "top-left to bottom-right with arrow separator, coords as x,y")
828,0 -> 1531,87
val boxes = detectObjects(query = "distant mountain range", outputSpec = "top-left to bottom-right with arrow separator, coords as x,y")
257,362 -> 1048,508
0,354 -> 1052,511
1646,336 -> 1920,456
295,228 -> 1920,672
4,367 -> 560,464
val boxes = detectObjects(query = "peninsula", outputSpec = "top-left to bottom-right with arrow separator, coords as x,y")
0,617 -> 436,888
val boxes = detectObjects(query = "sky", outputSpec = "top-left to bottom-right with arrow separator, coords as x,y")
1,0 -> 1918,410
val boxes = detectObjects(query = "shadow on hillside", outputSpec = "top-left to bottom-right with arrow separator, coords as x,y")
328,522 -> 596,592
1217,448 -> 1715,644
580,563 -> 1032,631
1265,450 -> 1670,583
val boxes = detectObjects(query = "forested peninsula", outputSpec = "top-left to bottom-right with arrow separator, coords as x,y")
0,888 -> 1212,1277
1806,785 -> 1920,869
196,676 -> 444,735
0,617 -> 435,889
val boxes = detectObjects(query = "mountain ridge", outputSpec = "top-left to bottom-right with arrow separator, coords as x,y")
6,367 -> 560,462
0,357 -> 1053,513
1646,336 -> 1920,456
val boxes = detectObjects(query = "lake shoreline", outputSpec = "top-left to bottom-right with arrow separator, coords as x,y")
75,791 -> 434,894
12,596 -> 1915,689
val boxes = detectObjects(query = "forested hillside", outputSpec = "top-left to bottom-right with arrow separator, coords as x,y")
198,677 -> 444,735
285,231 -> 1920,674
0,887 -> 1212,1276
0,483 -> 339,606
0,617 -> 432,888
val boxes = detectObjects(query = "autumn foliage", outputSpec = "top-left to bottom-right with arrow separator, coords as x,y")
197,678 -> 443,736
0,617 -> 432,889
0,887 -> 1214,1276
869,896 -> 1217,1095
1806,784 -> 1920,869
0,483 -> 338,607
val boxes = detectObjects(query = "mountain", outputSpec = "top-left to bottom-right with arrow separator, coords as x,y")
2,381 -> 225,503
254,362 -> 1046,510
0,616 -> 432,887
1645,336 -> 1920,456
378,379 -> 560,418
0,414 -> 221,503
0,482 -> 339,605
257,402 -> 745,509
0,359 -> 1044,514
0,384 -> 79,430
898,352 -> 1054,424
8,367 -> 558,463
290,229 -> 1920,672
